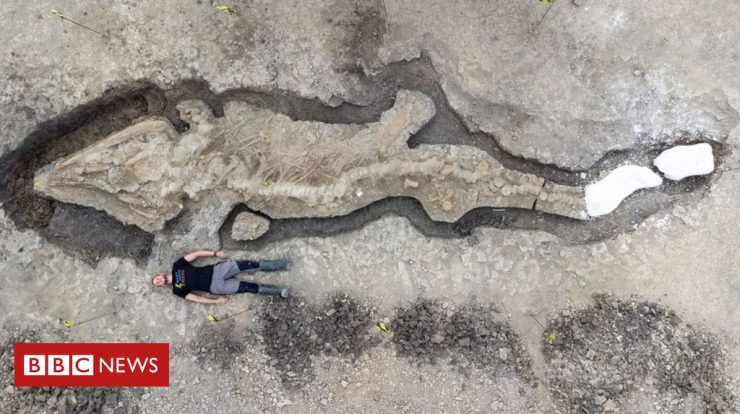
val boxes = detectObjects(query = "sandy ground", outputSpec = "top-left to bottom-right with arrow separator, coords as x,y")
1,1 -> 739,413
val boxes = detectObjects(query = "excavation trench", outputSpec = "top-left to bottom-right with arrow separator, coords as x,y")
0,56 -> 726,263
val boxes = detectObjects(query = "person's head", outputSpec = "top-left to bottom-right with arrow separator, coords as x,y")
151,273 -> 168,288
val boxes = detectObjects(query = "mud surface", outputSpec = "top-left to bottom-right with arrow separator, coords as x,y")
0,325 -> 141,414
0,56 -> 726,264
543,294 -> 736,413
45,204 -> 153,265
221,188 -> 697,250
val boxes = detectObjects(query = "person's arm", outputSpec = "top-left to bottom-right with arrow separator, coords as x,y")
183,250 -> 228,262
184,293 -> 228,305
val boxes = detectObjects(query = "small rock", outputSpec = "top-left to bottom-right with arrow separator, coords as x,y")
594,395 -> 607,405
231,211 -> 270,241
341,380 -> 348,388
603,399 -> 617,411
3,385 -> 13,394
404,178 -> 419,188
431,334 -> 445,344
56,397 -> 70,414
498,348 -> 509,361
277,399 -> 293,407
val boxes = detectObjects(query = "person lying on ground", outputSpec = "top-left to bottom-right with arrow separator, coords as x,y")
151,250 -> 289,304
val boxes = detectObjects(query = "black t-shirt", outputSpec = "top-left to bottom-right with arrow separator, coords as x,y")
171,257 -> 214,299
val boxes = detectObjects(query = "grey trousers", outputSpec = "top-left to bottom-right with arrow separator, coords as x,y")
209,261 -> 242,294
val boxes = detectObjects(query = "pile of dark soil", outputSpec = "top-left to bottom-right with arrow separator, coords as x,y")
543,294 -> 736,413
259,293 -> 381,388
258,294 -> 536,389
0,325 -> 140,414
392,299 -> 534,383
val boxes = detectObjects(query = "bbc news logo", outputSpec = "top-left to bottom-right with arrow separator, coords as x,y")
24,354 -> 95,376
14,343 -> 169,387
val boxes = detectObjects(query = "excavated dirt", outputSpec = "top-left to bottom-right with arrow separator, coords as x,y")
220,176 -> 713,249
542,294 -> 736,413
391,299 -> 535,384
0,325 -> 141,414
259,293 -> 381,389
0,55 -> 726,264
257,294 -> 536,391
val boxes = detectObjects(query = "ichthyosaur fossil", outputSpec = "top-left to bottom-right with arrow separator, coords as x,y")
41,89 -> 712,235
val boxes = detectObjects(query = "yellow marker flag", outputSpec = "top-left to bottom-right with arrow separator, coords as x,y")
48,8 -> 106,36
207,314 -> 220,322
375,321 -> 392,334
63,320 -> 74,329
216,5 -> 238,14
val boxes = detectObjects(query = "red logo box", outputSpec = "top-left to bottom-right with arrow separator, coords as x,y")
14,343 -> 169,387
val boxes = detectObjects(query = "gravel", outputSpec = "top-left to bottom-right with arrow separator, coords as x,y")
543,294 -> 736,413
258,294 -> 536,390
259,293 -> 381,388
392,299 -> 534,384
